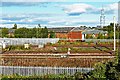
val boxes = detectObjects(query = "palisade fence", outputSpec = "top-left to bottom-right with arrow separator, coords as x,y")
0,38 -> 119,46
0,38 -> 59,45
0,66 -> 94,76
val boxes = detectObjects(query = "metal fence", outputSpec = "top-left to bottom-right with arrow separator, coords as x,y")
0,38 -> 119,46
0,38 -> 59,45
0,38 -> 116,76
0,66 -> 94,76
85,39 -> 119,42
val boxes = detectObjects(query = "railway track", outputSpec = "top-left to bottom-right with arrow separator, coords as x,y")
1,53 -> 115,59
1,53 -> 115,67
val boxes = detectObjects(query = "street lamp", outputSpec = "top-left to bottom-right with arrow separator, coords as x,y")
113,16 -> 116,51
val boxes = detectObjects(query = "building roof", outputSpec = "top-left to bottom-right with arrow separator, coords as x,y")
82,30 -> 108,34
70,27 -> 86,32
48,27 -> 74,33
84,27 -> 91,30
48,26 -> 88,33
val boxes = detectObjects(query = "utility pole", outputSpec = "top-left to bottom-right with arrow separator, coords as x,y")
113,16 -> 116,51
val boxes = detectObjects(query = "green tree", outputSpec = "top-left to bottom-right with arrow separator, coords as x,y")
116,31 -> 120,39
1,27 -> 9,37
37,27 -> 42,38
49,31 -> 55,38
88,51 -> 120,79
90,62 -> 106,78
97,33 -> 104,39
44,26 -> 48,38
107,31 -> 114,39
12,23 -> 17,29
14,26 -> 49,38
74,72 -> 88,80
14,27 -> 29,38
31,27 -> 37,38
38,24 -> 41,28
41,27 -> 48,38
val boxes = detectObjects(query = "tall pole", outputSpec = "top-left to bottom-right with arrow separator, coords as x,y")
113,16 -> 116,51
100,6 -> 105,28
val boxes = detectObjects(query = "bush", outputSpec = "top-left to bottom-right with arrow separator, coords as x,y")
74,72 -> 88,80
6,45 -> 30,50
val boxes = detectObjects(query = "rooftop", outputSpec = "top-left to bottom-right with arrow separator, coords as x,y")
48,26 -> 90,33
82,30 -> 108,34
48,27 -> 74,33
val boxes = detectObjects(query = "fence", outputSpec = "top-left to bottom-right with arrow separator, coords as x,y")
0,38 -> 116,76
0,38 -> 119,46
0,66 -> 94,76
0,38 -> 59,45
85,39 -> 119,42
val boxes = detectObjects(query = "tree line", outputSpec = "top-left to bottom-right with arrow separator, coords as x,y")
99,23 -> 120,39
0,23 -> 119,39
0,24 -> 55,38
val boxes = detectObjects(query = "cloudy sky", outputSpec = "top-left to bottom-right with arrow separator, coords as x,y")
0,0 -> 119,28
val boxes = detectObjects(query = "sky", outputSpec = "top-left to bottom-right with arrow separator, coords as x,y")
0,0 -> 119,28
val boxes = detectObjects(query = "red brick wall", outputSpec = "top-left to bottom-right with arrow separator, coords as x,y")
68,31 -> 82,39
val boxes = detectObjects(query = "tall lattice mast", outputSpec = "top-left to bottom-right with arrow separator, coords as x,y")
100,6 -> 105,28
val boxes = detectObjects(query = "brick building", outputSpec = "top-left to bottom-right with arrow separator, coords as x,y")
68,27 -> 86,40
48,27 -> 88,40
48,27 -> 108,40
48,27 -> 74,39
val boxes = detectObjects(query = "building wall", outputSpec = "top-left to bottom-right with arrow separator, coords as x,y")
68,31 -> 82,39
55,32 -> 68,38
